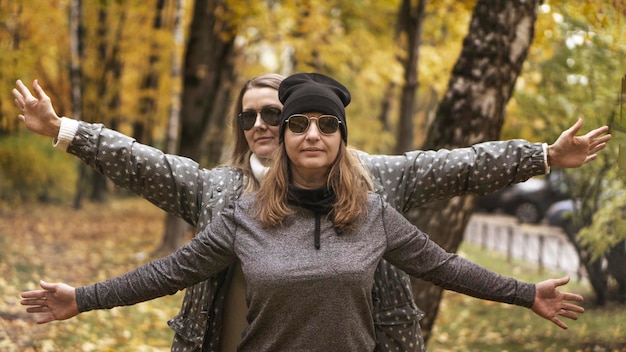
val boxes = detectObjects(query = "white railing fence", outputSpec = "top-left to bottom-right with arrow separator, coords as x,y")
463,214 -> 587,281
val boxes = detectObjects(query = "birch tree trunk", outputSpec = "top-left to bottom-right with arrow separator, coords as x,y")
154,0 -> 189,257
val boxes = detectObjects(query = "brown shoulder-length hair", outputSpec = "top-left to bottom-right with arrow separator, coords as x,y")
255,143 -> 375,233
228,73 -> 285,195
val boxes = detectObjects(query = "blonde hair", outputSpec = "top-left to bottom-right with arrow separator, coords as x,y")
255,143 -> 374,233
228,73 -> 285,195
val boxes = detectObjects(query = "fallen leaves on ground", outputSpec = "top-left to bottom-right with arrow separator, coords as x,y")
0,197 -> 183,351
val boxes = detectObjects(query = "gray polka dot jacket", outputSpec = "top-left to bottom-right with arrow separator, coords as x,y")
66,122 -> 547,352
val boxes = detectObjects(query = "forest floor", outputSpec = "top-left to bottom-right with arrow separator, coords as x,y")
0,196 -> 625,351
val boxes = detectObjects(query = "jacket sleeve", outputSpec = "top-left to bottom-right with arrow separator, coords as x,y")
66,121 -> 210,226
379,199 -> 536,308
75,205 -> 239,312
357,140 -> 547,213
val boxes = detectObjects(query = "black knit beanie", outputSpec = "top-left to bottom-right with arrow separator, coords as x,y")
278,73 -> 351,143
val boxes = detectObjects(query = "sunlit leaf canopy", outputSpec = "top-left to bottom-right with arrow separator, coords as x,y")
0,0 -> 623,164
0,0 -> 477,152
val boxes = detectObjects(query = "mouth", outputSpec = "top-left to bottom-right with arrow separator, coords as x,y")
255,136 -> 275,143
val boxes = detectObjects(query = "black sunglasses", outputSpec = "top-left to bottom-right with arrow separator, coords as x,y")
238,107 -> 282,130
285,114 -> 341,135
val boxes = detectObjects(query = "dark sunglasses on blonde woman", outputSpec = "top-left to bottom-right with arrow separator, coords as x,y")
238,107 -> 282,130
285,114 -> 341,135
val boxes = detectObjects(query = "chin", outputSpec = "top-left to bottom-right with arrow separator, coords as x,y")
254,149 -> 275,159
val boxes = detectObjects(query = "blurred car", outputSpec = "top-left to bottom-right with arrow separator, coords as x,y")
475,172 -> 571,224
544,199 -> 577,227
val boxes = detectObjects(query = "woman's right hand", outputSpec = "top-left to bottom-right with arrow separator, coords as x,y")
21,280 -> 79,324
12,79 -> 62,138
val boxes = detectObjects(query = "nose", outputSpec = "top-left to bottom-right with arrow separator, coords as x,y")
253,112 -> 266,129
304,120 -> 321,139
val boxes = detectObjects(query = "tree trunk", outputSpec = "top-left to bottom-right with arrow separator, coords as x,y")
152,0 -> 189,258
561,221 -> 608,305
177,0 -> 236,165
378,82 -> 395,133
394,0 -> 426,154
70,0 -> 85,209
155,0 -> 237,254
408,0 -> 541,344
606,240 -> 626,303
89,4 -> 126,203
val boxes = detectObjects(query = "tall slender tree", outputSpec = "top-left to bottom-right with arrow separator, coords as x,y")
394,0 -> 426,154
70,0 -> 86,209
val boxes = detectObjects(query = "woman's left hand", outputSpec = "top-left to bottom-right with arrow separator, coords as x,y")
531,276 -> 584,329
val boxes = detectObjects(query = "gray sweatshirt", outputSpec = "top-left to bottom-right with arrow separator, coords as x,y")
76,193 -> 535,352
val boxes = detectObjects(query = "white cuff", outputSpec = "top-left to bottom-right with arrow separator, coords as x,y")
53,117 -> 79,152
542,143 -> 551,174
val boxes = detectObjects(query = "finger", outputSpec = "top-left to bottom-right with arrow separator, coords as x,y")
25,306 -> 50,313
12,90 -> 24,105
21,298 -> 48,306
39,280 -> 56,292
584,125 -> 610,139
565,118 -> 583,136
552,319 -> 568,330
17,114 -> 25,122
22,299 -> 47,306
589,137 -> 605,148
21,290 -> 49,299
589,143 -> 608,154
551,317 -> 569,330
583,154 -> 598,164
594,134 -> 612,145
561,302 -> 585,312
561,292 -> 584,302
556,309 -> 580,321
33,79 -> 49,100
553,276 -> 571,287
13,97 -> 25,110
37,315 -> 56,324
15,79 -> 34,100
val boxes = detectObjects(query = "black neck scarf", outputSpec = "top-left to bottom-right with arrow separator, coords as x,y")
287,184 -> 337,249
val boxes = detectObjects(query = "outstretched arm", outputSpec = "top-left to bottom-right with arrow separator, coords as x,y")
21,208 -> 239,323
381,200 -> 584,329
21,281 -> 79,324
360,118 -> 610,212
12,79 -> 227,228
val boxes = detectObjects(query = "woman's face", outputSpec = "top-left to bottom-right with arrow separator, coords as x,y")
284,113 -> 342,188
241,87 -> 282,161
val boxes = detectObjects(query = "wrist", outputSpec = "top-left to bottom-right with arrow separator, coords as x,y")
543,143 -> 551,174
48,116 -> 62,137
53,117 -> 79,151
